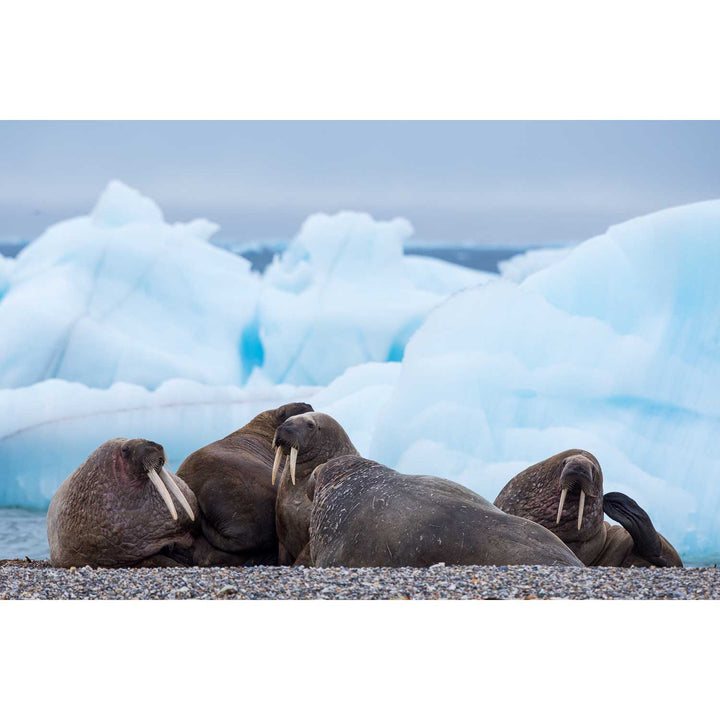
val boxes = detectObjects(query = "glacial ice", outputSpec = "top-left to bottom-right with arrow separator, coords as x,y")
259,211 -> 489,385
371,200 -> 720,559
0,181 -> 718,562
0,254 -> 14,298
0,185 -> 488,391
0,378 -> 318,508
498,245 -> 573,282
0,181 -> 259,389
0,364 -> 398,509
0,182 -> 486,513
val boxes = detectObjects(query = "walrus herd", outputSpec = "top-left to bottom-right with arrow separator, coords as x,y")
46,402 -> 682,569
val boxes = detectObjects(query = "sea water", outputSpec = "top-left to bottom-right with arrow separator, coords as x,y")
0,508 -> 50,560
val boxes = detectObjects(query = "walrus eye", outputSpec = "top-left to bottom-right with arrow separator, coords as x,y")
121,446 -> 130,457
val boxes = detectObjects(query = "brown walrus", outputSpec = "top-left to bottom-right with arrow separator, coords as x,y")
47,438 -> 198,568
270,411 -> 359,565
493,449 -> 682,567
306,456 -> 583,568
177,401 -> 313,566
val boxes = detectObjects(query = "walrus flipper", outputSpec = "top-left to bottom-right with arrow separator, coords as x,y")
602,492 -> 668,566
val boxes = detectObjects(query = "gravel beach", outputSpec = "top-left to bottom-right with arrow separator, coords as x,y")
1,559 -> 718,599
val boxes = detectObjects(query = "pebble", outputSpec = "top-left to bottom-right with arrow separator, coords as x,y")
1,559 -> 718,599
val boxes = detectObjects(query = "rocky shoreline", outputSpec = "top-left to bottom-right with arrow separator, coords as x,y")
1,559 -> 718,599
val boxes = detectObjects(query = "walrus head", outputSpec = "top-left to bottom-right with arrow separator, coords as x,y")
119,438 -> 196,522
47,437 -> 200,568
555,453 -> 602,531
270,412 -> 358,487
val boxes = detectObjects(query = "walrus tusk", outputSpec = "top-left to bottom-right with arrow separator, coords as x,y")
160,467 -> 195,521
556,488 -> 568,525
290,446 -> 298,486
577,490 -> 586,531
147,467 -> 178,521
272,446 -> 284,486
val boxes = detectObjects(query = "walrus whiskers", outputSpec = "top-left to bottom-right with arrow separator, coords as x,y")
577,490 -> 586,531
272,446 -> 284,486
160,467 -> 195,521
555,488 -> 568,525
147,467 -> 178,520
290,447 -> 298,486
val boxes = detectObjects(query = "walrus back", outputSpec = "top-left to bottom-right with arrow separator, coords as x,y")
310,458 -> 583,568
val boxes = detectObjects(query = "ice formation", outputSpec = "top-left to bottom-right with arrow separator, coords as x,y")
0,378 -> 318,508
0,185 -> 487,391
0,253 -> 14,298
498,245 -> 573,282
259,212 -> 489,385
0,364 -> 398,509
1,181 -> 718,561
371,200 -> 720,559
0,181 -> 259,389
0,182 -> 486,512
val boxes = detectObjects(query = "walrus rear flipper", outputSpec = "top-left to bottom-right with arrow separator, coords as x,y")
603,492 -> 668,567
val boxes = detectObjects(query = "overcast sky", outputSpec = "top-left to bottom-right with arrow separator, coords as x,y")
2,121 -> 720,246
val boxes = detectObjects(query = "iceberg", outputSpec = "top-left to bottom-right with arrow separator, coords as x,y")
0,363 -> 399,510
1,180 -> 718,563
259,211 -> 489,385
0,254 -> 14,298
0,184 -> 488,392
0,184 -> 489,512
371,200 -> 720,559
498,245 -> 573,282
0,378 -> 318,508
0,181 -> 260,390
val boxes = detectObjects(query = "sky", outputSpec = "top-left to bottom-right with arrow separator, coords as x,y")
2,121 -> 720,247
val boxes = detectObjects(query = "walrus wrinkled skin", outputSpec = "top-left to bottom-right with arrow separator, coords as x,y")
493,449 -> 682,567
47,438 -> 199,568
177,402 -> 313,566
307,456 -> 583,568
271,412 -> 359,565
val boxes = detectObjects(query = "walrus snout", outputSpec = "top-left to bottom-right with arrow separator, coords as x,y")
271,415 -> 319,487
120,439 -> 196,523
121,438 -> 165,471
271,425 -> 300,487
556,455 -> 600,530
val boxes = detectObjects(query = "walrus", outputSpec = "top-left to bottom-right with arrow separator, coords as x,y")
270,411 -> 359,565
177,402 -> 313,566
493,449 -> 682,567
306,456 -> 583,568
47,438 -> 198,568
